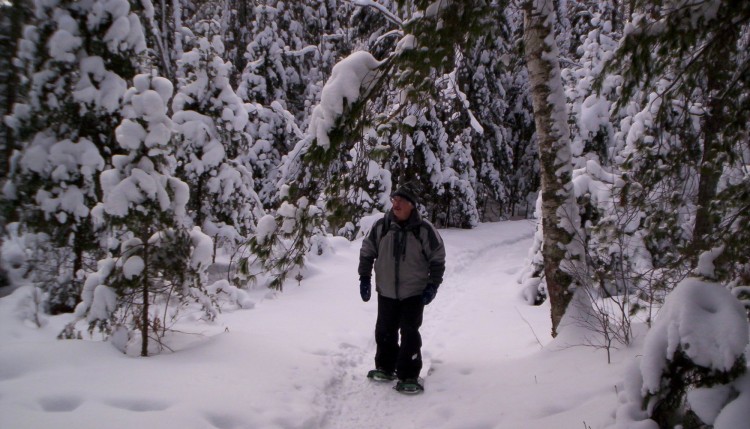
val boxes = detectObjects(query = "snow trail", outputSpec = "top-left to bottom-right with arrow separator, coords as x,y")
318,220 -> 539,428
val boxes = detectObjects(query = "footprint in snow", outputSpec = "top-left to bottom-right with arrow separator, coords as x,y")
38,395 -> 84,412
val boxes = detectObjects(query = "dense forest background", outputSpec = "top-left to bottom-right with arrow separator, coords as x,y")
1,1 -> 749,427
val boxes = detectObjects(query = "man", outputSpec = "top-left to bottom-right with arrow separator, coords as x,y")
358,184 -> 446,394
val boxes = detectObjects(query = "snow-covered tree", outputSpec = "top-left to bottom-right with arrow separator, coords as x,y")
0,0 -> 33,288
242,101 -> 303,208
78,74 -> 216,356
246,50 -> 386,289
234,0 -> 354,211
236,1 -> 302,113
603,0 -> 750,297
614,278 -> 748,428
139,0 -> 181,80
237,0 -> 352,123
3,0 -> 147,313
459,5 -> 537,220
224,0 -> 252,88
380,84 -> 481,229
172,19 -> 263,264
522,0 -> 583,337
236,1 -> 333,209
0,0 -> 32,183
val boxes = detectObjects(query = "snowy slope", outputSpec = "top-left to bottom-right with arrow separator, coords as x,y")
0,220 -> 638,429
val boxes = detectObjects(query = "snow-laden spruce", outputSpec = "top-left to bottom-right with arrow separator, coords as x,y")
3,0 -> 147,313
172,22 -> 264,266
80,74 -> 217,356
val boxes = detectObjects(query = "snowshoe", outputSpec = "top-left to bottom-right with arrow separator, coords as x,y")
367,369 -> 396,382
394,378 -> 424,394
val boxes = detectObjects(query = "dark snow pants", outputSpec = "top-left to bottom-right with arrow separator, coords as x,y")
375,294 -> 424,380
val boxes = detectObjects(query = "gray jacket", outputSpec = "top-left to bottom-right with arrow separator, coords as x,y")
358,210 -> 446,300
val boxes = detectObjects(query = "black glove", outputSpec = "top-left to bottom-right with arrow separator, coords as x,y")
422,284 -> 438,305
360,277 -> 371,302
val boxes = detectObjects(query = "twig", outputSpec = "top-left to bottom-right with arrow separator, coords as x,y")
515,306 -> 543,348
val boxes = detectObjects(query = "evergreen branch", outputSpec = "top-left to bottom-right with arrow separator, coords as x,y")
351,0 -> 403,27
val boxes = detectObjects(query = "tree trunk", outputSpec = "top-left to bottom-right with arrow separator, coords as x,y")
522,0 -> 580,337
692,26 -> 739,258
141,239 -> 150,357
228,0 -> 249,89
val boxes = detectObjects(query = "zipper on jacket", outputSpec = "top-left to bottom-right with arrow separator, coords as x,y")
393,229 -> 403,299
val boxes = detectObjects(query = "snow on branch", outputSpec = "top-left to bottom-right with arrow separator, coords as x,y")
307,51 -> 384,149
284,45 -> 318,57
351,0 -> 402,27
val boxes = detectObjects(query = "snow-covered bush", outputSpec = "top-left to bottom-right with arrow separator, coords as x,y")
612,278 -> 748,428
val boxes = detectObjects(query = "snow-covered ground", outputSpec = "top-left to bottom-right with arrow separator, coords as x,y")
0,220 -> 643,429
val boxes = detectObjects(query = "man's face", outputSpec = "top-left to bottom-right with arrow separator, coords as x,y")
391,196 -> 413,222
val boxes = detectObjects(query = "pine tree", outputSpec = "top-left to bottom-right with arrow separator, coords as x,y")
236,1 -> 330,209
381,84 -> 480,229
0,0 -> 33,288
3,0 -> 146,313
241,101 -> 302,209
247,49 -> 388,289
79,74 -> 216,356
172,18 -> 264,271
224,0 -> 253,89
236,1 -> 297,110
232,0 -> 356,213
237,0 -> 352,123
0,0 -> 32,183
603,0 -> 750,296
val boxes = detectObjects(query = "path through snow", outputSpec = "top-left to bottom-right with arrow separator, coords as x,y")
316,220 -> 550,428
0,220 -> 630,429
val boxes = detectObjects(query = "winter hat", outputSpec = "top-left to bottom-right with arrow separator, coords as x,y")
391,184 -> 418,206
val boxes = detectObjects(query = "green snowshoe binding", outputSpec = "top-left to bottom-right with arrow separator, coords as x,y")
367,369 -> 396,382
394,378 -> 424,394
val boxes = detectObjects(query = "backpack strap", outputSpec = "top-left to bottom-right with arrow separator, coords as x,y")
377,213 -> 391,250
413,223 -> 436,261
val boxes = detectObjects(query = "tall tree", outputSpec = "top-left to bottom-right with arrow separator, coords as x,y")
460,6 -> 538,219
605,0 -> 750,291
0,0 -> 32,182
522,0 -> 582,336
140,0 -> 181,80
172,18 -> 264,265
3,0 -> 146,312
0,0 -> 33,288
591,3 -> 750,424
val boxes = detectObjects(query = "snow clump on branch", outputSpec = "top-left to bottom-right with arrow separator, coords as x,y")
307,51 -> 382,149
